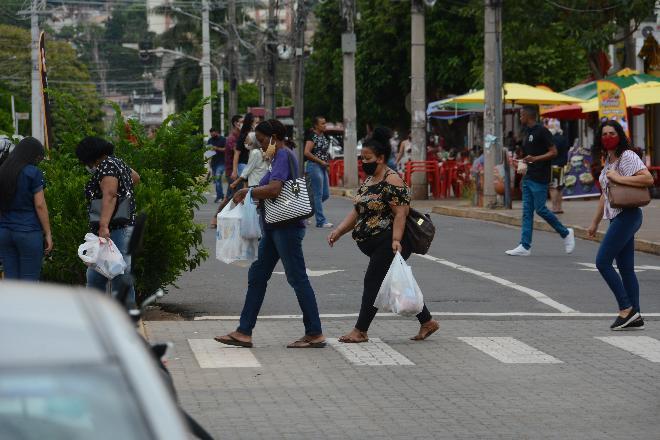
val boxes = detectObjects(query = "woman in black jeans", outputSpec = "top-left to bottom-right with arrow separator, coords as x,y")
327,127 -> 439,343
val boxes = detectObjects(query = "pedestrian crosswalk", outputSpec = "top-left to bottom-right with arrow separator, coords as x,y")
186,335 -> 660,369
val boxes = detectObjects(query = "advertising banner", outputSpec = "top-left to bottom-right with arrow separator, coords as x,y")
596,80 -> 629,137
38,31 -> 52,150
562,140 -> 600,199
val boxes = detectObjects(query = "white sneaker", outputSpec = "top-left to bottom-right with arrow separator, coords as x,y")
505,244 -> 531,256
564,228 -> 575,254
317,222 -> 334,229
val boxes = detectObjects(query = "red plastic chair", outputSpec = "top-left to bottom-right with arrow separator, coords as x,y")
404,161 -> 441,198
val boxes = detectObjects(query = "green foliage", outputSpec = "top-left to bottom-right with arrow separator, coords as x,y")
305,0 -> 654,133
41,94 -> 209,298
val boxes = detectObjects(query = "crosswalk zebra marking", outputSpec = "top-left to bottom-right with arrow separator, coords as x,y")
327,338 -> 415,366
595,336 -> 660,363
458,337 -> 563,364
188,339 -> 261,368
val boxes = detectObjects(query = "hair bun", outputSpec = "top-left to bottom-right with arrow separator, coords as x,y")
371,126 -> 391,146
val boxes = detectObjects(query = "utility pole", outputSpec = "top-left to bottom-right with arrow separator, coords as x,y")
410,0 -> 427,199
220,66 -> 225,135
342,0 -> 358,188
264,0 -> 277,120
11,96 -> 18,136
227,0 -> 238,118
30,0 -> 43,143
201,0 -> 212,134
483,0 -> 503,208
293,0 -> 307,174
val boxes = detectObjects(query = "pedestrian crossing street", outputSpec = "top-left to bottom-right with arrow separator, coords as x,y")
186,334 -> 660,368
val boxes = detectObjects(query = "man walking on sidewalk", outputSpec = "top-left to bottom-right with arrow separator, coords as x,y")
506,106 -> 575,257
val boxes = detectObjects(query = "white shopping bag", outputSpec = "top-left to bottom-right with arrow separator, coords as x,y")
78,233 -> 126,279
374,252 -> 424,317
240,190 -> 261,240
78,233 -> 101,264
216,202 -> 258,264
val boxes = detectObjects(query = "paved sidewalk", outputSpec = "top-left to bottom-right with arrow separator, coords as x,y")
145,318 -> 660,440
330,187 -> 660,255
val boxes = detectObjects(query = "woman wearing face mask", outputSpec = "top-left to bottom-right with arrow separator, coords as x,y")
75,136 -> 140,304
588,120 -> 654,330
0,137 -> 52,280
327,127 -> 439,343
215,119 -> 326,349
229,130 -> 269,190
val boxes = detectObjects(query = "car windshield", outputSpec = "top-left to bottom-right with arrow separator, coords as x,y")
0,365 -> 153,440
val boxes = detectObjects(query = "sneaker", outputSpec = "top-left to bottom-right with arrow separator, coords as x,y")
625,317 -> 645,330
563,228 -> 575,254
505,244 -> 531,256
317,223 -> 334,228
610,309 -> 640,330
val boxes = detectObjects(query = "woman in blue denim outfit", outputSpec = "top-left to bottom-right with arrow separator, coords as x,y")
587,120 -> 654,330
215,119 -> 326,349
76,137 -> 140,304
0,137 -> 52,280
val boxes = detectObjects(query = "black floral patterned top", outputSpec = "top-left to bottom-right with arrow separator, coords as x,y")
352,171 -> 410,242
85,156 -> 136,232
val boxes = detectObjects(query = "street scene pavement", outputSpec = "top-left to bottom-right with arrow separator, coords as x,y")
148,195 -> 660,439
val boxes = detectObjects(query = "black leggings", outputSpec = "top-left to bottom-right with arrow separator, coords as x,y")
355,230 -> 433,332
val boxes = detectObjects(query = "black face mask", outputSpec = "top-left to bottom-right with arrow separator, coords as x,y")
361,161 -> 378,176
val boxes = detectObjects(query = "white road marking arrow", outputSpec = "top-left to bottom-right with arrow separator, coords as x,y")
577,262 -> 655,273
273,269 -> 345,277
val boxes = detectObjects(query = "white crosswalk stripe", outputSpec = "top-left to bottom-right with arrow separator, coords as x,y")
188,339 -> 261,368
595,336 -> 660,363
327,338 -> 415,366
458,337 -> 563,364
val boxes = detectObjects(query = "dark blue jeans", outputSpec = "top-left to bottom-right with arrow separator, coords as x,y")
238,225 -> 323,337
596,208 -> 643,312
520,177 -> 569,249
306,161 -> 330,226
0,228 -> 43,281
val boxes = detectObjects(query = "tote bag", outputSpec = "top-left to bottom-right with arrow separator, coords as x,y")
263,150 -> 315,226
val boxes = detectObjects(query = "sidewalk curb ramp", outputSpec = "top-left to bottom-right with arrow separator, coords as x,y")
330,187 -> 660,256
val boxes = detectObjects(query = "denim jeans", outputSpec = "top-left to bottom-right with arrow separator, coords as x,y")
0,228 -> 43,281
520,177 -> 569,249
596,208 -> 643,311
237,225 -> 323,337
306,161 -> 330,226
213,163 -> 225,200
87,226 -> 135,306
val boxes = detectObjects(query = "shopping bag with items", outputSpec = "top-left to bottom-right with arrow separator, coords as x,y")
78,233 -> 127,279
240,190 -> 261,240
374,252 -> 424,317
216,202 -> 258,264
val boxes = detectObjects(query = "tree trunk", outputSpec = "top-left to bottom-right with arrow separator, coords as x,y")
588,52 -> 604,79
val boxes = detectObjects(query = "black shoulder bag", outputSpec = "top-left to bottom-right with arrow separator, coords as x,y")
404,209 -> 436,255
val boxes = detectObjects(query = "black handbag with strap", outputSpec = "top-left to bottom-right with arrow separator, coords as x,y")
89,197 -> 132,229
263,150 -> 315,226
404,208 -> 435,255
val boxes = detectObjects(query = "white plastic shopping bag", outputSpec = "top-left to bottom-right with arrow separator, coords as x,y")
216,202 -> 258,264
78,233 -> 127,279
240,190 -> 261,240
374,252 -> 424,317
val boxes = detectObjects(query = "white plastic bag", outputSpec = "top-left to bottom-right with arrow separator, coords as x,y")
374,252 -> 424,317
78,233 -> 101,264
78,233 -> 126,279
216,202 -> 258,264
240,190 -> 261,240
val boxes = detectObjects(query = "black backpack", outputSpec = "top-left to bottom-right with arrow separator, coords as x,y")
405,208 -> 435,255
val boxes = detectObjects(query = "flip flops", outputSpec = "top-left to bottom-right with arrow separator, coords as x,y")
287,338 -> 327,348
214,334 -> 253,348
411,320 -> 440,341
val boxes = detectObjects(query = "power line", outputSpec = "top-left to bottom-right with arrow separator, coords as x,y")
543,0 -> 624,13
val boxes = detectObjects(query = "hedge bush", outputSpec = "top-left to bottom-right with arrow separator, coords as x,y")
41,94 -> 209,299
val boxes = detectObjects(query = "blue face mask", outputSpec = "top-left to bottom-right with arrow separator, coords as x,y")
85,165 -> 97,174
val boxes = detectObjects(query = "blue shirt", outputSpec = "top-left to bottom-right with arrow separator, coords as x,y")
259,147 -> 305,230
0,165 -> 45,232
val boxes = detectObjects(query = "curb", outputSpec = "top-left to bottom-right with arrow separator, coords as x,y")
431,205 -> 660,256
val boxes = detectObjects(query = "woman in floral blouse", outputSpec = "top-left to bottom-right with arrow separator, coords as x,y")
327,127 -> 439,343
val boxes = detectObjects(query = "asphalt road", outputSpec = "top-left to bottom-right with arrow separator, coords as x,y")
161,195 -> 660,318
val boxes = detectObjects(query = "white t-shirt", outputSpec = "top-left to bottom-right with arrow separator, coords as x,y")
599,150 -> 646,220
